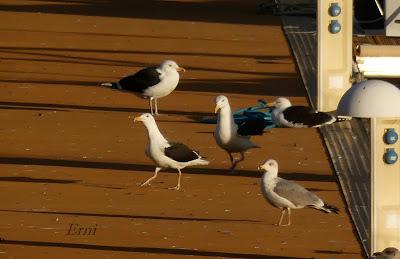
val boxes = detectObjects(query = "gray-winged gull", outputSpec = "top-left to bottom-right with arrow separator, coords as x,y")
271,97 -> 339,128
259,159 -> 339,226
134,113 -> 209,190
214,95 -> 262,173
102,60 -> 185,115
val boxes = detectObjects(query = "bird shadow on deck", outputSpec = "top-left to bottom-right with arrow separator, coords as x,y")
0,176 -> 78,184
0,0 -> 281,26
0,239 -> 309,259
179,78 -> 304,97
0,209 -> 260,223
0,156 -> 335,182
0,77 -> 302,97
0,105 -> 68,112
0,101 -> 214,118
314,250 -> 360,255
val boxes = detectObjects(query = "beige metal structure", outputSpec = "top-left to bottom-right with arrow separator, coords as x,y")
317,0 -> 353,112
356,44 -> 400,78
385,0 -> 400,37
337,80 -> 400,256
371,118 -> 400,253
357,45 -> 400,57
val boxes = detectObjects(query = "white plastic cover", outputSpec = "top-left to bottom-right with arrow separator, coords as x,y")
337,80 -> 400,118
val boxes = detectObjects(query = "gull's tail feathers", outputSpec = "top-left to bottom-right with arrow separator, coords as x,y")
246,142 -> 261,150
188,158 -> 210,167
336,116 -> 352,122
189,151 -> 210,166
311,114 -> 351,128
323,203 -> 339,214
100,82 -> 121,90
309,203 -> 339,214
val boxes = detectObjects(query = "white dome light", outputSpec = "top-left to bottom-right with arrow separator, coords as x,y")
337,80 -> 400,118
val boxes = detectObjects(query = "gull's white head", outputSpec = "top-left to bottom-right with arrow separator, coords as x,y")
159,60 -> 185,73
214,95 -> 230,113
258,159 -> 279,177
133,113 -> 156,127
271,97 -> 292,111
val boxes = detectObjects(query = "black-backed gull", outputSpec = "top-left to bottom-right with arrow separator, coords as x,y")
102,60 -> 185,115
134,113 -> 208,190
271,97 -> 338,128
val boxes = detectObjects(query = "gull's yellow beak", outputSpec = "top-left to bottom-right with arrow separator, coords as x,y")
258,165 -> 264,171
133,116 -> 142,123
269,101 -> 276,107
214,105 -> 220,114
177,67 -> 186,72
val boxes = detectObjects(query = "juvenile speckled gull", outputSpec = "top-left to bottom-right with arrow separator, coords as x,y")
102,60 -> 185,115
214,95 -> 264,173
271,97 -> 338,128
259,159 -> 339,226
134,113 -> 209,190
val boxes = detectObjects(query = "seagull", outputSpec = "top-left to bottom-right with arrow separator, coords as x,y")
134,113 -> 209,190
259,159 -> 339,226
271,97 -> 342,128
214,95 -> 263,173
373,247 -> 400,259
102,60 -> 185,115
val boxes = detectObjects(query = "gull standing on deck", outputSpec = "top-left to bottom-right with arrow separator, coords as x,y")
134,113 -> 209,190
214,95 -> 263,173
102,60 -> 185,115
271,97 -> 341,128
259,159 -> 339,226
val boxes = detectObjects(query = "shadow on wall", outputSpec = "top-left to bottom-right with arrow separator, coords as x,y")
0,0 -> 281,26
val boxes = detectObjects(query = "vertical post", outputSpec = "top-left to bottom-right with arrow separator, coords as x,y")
371,117 -> 377,255
317,0 -> 353,112
371,117 -> 400,255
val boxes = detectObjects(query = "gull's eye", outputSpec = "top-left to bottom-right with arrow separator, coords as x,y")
269,162 -> 273,166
